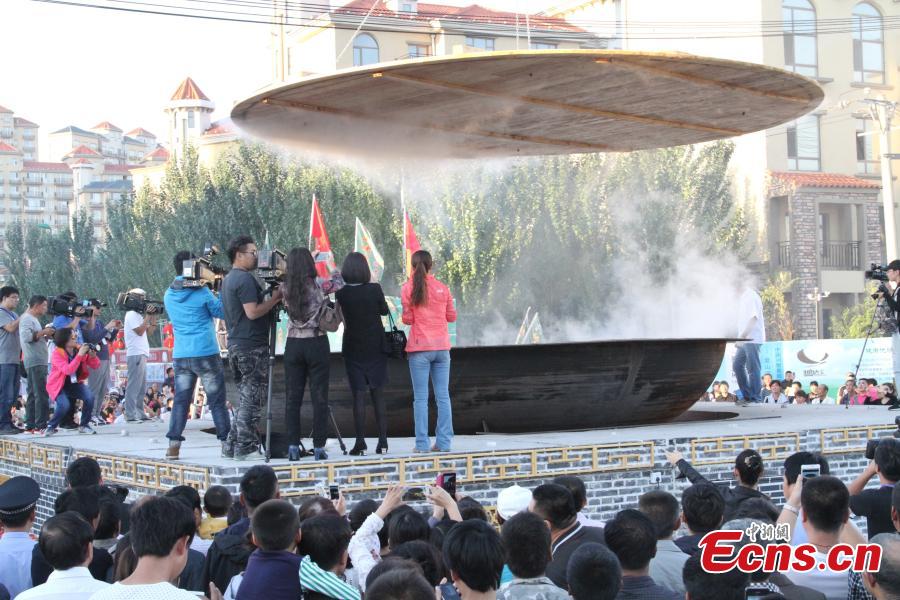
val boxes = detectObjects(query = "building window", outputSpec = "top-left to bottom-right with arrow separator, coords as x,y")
465,36 -> 495,51
782,0 -> 817,77
353,34 -> 379,66
530,41 -> 558,50
187,110 -> 195,128
856,118 -> 878,174
407,43 -> 430,58
852,3 -> 884,84
399,2 -> 414,12
786,114 -> 820,171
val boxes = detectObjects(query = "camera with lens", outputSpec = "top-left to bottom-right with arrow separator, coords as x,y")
48,295 -> 89,318
82,343 -> 102,353
865,264 -> 890,282
256,247 -> 287,284
116,292 -> 165,315
181,244 -> 226,291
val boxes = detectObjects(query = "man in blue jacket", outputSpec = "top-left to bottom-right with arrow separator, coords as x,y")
164,250 -> 230,460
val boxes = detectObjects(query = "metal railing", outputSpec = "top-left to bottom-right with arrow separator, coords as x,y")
821,241 -> 861,269
777,241 -> 791,267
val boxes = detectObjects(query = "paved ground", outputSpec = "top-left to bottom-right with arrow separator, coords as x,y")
23,401 -> 899,467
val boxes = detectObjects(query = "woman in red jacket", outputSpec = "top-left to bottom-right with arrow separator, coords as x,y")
401,250 -> 457,453
45,328 -> 100,436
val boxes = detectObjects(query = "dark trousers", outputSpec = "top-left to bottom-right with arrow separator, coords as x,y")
25,365 -> 50,430
225,345 -> 268,454
284,336 -> 330,448
353,387 -> 387,447
48,383 -> 93,430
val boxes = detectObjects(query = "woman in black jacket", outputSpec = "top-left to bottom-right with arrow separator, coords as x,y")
665,448 -> 773,522
335,252 -> 390,455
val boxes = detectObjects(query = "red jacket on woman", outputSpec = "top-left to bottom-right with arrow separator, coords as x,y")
401,274 -> 457,353
46,347 -> 100,400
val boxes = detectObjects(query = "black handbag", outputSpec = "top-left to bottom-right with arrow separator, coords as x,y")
383,312 -> 408,359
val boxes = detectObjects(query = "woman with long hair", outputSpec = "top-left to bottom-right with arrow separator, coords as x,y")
401,250 -> 457,453
282,247 -> 339,461
335,252 -> 390,455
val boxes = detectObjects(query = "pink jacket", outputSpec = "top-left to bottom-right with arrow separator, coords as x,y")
47,347 -> 100,400
401,275 -> 457,353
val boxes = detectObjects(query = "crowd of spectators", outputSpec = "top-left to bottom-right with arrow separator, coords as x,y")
0,438 -> 898,600
705,371 -> 900,409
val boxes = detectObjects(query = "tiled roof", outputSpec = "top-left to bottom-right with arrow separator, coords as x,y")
203,119 -> 236,136
142,146 -> 170,161
170,77 -> 210,101
0,105 -> 12,114
334,0 -> 584,32
0,142 -> 21,154
770,171 -> 882,190
82,179 -> 133,192
92,121 -> 122,132
103,164 -> 141,173
13,117 -> 38,128
51,125 -> 101,138
64,145 -> 101,158
23,161 -> 70,172
126,127 -> 156,138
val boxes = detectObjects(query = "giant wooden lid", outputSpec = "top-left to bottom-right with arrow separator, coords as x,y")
231,50 -> 823,158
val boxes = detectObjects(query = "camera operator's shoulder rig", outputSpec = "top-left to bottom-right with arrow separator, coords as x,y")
181,245 -> 226,292
116,292 -> 165,315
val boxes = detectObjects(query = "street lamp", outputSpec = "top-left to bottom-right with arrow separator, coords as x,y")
807,287 -> 831,339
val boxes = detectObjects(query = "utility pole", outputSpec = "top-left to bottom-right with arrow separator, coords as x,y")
863,97 -> 897,260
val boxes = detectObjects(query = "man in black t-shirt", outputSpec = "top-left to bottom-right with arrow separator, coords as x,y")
220,236 -> 282,460
849,438 -> 900,538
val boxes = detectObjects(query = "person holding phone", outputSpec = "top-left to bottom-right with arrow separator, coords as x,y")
401,250 -> 457,453
44,328 -> 100,436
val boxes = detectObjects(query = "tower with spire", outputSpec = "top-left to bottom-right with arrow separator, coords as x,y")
165,77 -> 214,156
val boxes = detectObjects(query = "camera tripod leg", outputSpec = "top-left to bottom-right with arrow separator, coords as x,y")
329,406 -> 347,455
264,316 -> 277,463
853,298 -> 883,385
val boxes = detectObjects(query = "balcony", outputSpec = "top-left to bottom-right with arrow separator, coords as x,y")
776,241 -> 861,270
0,128 -> 12,139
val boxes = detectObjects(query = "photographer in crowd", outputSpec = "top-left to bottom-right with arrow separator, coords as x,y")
19,296 -> 55,434
876,260 -> 900,388
164,250 -> 231,460
44,328 -> 100,436
82,301 -> 121,427
220,236 -> 282,461
0,286 -> 21,435
848,438 -> 900,538
123,289 -> 158,423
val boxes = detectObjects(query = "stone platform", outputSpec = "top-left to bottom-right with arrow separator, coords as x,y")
1,402 -> 896,526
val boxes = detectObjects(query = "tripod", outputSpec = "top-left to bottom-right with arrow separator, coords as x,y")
852,296 -> 884,383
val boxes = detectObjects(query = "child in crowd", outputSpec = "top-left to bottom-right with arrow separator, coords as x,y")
199,485 -> 232,540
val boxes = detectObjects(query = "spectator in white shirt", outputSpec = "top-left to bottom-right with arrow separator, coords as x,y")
765,380 -> 788,404
88,496 -> 201,600
16,512 -> 109,600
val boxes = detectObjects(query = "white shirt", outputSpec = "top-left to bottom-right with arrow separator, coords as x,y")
784,550 -> 849,600
765,392 -> 789,404
737,288 -> 766,343
123,312 -> 149,358
0,531 -> 37,598
648,539 -> 688,595
88,582 -> 200,600
15,566 -> 109,600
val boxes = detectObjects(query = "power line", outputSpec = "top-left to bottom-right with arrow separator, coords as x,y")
33,0 -> 900,39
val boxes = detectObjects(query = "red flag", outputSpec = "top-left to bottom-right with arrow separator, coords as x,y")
404,210 -> 421,279
309,196 -> 337,279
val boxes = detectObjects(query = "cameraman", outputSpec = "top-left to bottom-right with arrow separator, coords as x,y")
877,260 -> 900,388
220,236 -> 281,460
123,288 -> 158,423
163,250 -> 231,460
848,438 -> 900,538
51,291 -> 90,342
82,301 -> 121,427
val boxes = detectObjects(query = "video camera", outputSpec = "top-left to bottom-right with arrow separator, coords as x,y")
116,291 -> 164,315
256,247 -> 287,284
47,296 -> 106,319
182,244 -> 226,291
865,264 -> 890,282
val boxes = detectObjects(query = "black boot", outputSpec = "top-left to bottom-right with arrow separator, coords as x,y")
350,390 -> 367,456
372,388 -> 388,454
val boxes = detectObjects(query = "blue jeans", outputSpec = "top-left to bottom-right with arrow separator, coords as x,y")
408,350 -> 453,451
0,363 -> 19,428
167,354 -> 230,442
733,343 -> 762,403
48,383 -> 93,430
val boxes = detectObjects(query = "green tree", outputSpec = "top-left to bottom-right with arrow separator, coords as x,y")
760,272 -> 796,341
830,292 -> 880,339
